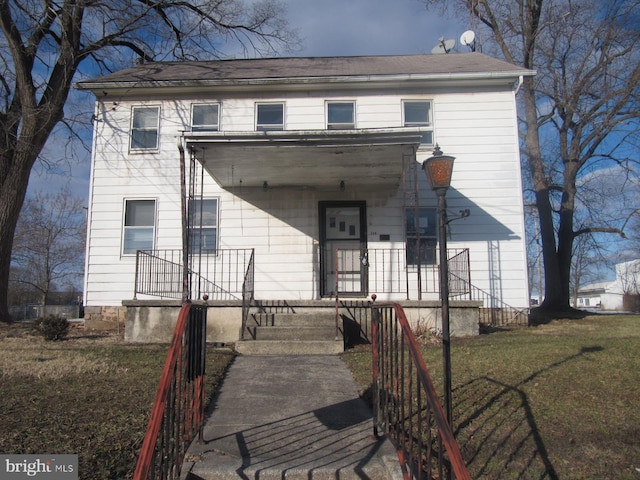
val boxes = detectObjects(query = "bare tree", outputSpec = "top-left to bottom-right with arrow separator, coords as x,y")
0,0 -> 298,323
11,188 -> 86,306
418,0 -> 640,316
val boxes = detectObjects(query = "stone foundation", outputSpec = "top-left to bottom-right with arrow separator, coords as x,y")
84,305 -> 126,331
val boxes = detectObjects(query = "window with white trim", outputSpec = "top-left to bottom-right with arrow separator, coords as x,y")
403,100 -> 433,146
405,207 -> 437,265
327,101 -> 355,129
123,199 -> 156,255
256,103 -> 284,131
188,198 -> 219,254
191,104 -> 220,131
130,106 -> 160,150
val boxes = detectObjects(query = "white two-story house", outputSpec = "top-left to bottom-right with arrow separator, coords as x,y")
76,52 -> 533,344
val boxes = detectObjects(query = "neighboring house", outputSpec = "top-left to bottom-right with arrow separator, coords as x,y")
576,259 -> 640,311
76,52 -> 534,341
573,281 -> 608,309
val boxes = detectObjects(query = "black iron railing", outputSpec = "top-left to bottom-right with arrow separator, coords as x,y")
134,249 -> 253,301
468,283 -> 529,326
134,302 -> 207,480
333,246 -> 527,327
332,247 -> 471,298
447,249 -> 471,297
240,250 -> 255,339
372,303 -> 471,480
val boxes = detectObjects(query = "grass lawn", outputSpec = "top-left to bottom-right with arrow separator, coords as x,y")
341,314 -> 640,479
0,323 -> 234,480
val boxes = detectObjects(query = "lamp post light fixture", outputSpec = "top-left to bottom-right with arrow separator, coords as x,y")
422,144 -> 455,427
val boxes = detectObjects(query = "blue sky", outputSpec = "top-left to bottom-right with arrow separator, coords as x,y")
26,0 -> 468,200
285,0 -> 464,57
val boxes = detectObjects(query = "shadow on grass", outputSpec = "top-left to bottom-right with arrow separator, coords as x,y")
454,346 -> 604,479
528,307 -> 591,325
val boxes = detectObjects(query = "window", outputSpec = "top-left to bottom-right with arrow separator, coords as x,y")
123,199 -> 156,255
130,106 -> 160,150
191,104 -> 220,131
256,103 -> 284,131
327,101 -> 355,129
405,207 -> 437,265
403,100 -> 433,146
188,198 -> 219,254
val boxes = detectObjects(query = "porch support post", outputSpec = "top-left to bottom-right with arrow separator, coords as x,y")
178,140 -> 190,303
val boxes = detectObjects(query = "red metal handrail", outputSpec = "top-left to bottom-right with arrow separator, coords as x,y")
372,303 -> 470,480
133,302 -> 207,480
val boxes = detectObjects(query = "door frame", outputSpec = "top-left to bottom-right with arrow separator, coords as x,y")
319,201 -> 367,297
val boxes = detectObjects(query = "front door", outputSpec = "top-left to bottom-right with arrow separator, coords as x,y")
319,201 -> 367,297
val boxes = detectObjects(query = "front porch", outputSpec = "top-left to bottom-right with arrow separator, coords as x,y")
123,246 -> 526,345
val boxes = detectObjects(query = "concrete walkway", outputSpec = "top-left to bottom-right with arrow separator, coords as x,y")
181,355 -> 402,480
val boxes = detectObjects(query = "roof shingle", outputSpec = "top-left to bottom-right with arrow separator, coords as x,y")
77,52 -> 533,88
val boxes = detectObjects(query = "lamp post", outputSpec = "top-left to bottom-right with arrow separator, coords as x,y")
422,145 -> 455,426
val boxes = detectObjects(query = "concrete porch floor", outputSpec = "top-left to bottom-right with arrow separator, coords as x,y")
181,355 -> 402,479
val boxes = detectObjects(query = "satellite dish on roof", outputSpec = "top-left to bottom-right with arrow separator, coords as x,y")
431,36 -> 456,54
460,30 -> 476,51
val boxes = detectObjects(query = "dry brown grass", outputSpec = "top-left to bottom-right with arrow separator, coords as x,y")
0,333 -> 126,379
342,314 -> 640,479
0,322 -> 235,479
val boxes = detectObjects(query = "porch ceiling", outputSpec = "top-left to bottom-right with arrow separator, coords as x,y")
184,128 -> 423,190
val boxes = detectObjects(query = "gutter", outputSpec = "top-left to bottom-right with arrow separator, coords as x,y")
75,70 -> 536,92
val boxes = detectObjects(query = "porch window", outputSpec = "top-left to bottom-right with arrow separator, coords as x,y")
188,198 -> 218,254
130,106 -> 160,150
123,199 -> 156,255
405,207 -> 437,265
256,103 -> 284,131
191,104 -> 219,131
403,100 -> 433,146
327,102 -> 355,129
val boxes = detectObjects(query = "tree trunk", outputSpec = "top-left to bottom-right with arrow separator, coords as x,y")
0,156 -> 36,323
521,78 -> 570,311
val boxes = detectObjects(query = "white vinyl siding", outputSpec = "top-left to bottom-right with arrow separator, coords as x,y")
85,86 -> 529,310
130,106 -> 159,150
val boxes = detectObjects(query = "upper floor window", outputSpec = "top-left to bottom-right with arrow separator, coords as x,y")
123,199 -> 156,255
188,198 -> 219,254
256,103 -> 284,131
327,101 -> 355,129
191,104 -> 220,131
130,106 -> 160,150
403,100 -> 433,146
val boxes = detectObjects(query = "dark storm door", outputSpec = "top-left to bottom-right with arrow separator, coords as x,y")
319,201 -> 367,297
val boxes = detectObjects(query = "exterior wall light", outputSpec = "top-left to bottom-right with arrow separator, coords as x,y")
422,145 -> 455,191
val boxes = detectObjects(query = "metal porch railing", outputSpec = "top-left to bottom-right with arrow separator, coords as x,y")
372,303 -> 471,480
134,249 -> 253,301
332,247 -> 471,299
133,302 -> 207,480
334,246 -> 528,326
457,281 -> 529,326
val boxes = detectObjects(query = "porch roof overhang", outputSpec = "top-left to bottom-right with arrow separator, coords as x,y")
183,128 -> 423,190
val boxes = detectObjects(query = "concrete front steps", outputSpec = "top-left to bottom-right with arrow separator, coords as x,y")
235,311 -> 344,355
